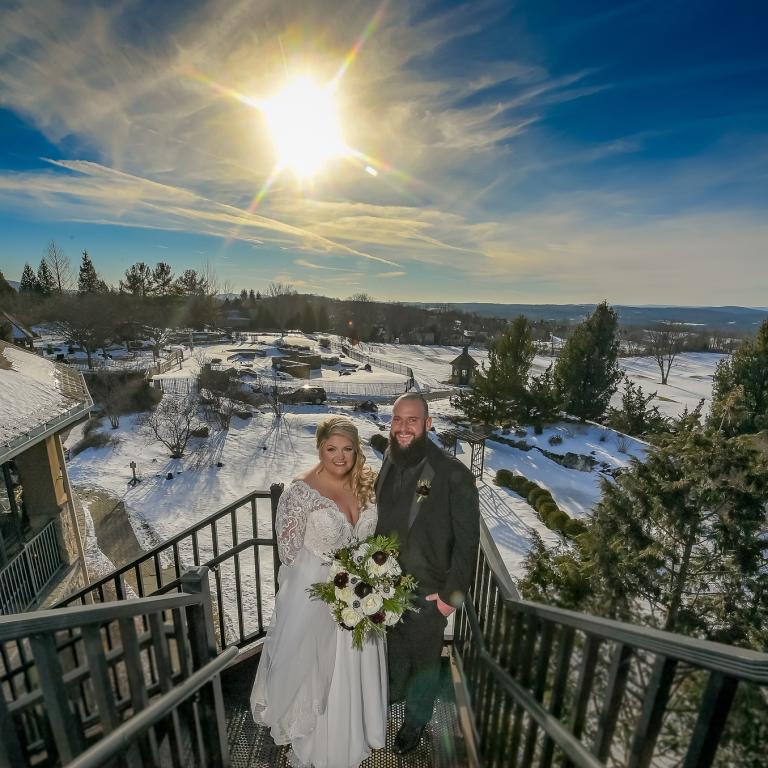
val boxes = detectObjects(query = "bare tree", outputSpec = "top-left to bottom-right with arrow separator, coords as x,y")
44,240 -> 74,294
645,324 -> 686,385
267,282 -> 296,297
140,395 -> 198,457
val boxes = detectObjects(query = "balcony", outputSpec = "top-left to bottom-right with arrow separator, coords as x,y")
1,486 -> 766,767
0,519 -> 63,615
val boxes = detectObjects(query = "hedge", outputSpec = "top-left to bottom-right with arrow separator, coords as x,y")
370,433 -> 389,453
494,467 -> 584,540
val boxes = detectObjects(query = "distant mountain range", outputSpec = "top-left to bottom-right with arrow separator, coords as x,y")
433,304 -> 768,332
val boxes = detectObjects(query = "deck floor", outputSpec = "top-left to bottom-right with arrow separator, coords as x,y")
222,653 -> 469,767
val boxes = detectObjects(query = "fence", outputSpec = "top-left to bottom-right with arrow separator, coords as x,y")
251,374 -> 411,398
453,518 -> 768,768
1,567 -> 232,768
57,487 -> 282,654
152,377 -> 199,395
0,520 -> 62,615
330,341 -> 415,380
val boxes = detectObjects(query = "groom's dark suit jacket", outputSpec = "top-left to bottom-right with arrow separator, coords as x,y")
375,438 -> 480,608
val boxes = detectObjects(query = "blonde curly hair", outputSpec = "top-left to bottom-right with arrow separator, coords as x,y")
315,416 -> 376,506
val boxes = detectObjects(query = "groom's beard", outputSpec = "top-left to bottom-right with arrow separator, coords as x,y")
389,431 -> 428,467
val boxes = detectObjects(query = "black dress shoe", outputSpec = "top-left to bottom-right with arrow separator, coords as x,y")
393,722 -> 425,755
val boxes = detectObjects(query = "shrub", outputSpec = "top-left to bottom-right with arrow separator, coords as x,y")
527,488 -> 547,507
495,469 -> 514,486
533,423 -> 543,435
71,431 -> 118,456
548,434 -> 563,446
370,433 -> 388,453
565,518 -> 587,537
546,509 -> 570,532
82,416 -> 102,437
191,426 -> 209,438
514,428 -> 527,438
537,501 -> 558,517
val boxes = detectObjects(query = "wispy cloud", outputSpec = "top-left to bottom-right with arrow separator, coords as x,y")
0,0 -> 764,303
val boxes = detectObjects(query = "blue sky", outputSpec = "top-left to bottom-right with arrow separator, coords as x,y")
0,0 -> 766,304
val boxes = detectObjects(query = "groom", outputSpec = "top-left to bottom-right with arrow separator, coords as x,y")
375,392 -> 480,755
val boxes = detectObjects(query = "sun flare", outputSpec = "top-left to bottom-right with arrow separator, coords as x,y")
261,76 -> 345,179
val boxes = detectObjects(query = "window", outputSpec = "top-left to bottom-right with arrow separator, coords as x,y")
0,461 -> 26,566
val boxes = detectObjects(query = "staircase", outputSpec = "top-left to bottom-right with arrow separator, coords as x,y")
2,486 -> 767,767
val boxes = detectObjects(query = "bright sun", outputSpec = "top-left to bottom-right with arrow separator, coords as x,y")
262,76 -> 345,179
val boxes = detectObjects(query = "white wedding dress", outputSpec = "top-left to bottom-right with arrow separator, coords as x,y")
250,480 -> 387,768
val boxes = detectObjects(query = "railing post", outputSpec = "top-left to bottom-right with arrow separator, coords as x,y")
181,567 -> 231,768
269,483 -> 284,591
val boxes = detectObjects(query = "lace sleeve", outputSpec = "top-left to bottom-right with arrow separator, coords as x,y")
275,484 -> 309,565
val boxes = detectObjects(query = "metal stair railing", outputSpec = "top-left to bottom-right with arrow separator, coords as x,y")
57,485 -> 284,653
1,566 -> 235,768
452,518 -> 768,768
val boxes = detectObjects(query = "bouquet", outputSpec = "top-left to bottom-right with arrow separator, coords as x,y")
308,534 -> 418,650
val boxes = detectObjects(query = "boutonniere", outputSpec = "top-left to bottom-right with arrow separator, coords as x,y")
416,479 -> 431,503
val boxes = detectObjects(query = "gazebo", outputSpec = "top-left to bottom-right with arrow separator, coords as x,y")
438,427 -> 486,479
449,345 -> 478,385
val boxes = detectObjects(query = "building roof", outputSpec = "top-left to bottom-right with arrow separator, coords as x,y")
1,310 -> 37,342
0,340 -> 93,463
450,346 -> 479,368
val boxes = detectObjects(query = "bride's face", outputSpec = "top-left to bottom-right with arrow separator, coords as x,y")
319,434 -> 356,479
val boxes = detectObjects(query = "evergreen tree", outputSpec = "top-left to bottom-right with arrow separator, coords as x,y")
19,263 -> 39,294
606,376 -> 669,436
554,301 -> 621,420
709,319 -> 768,435
36,258 -> 56,297
120,262 -> 153,296
249,289 -> 257,305
451,316 -> 535,424
78,250 -> 101,294
518,427 -> 768,767
151,262 -> 174,296
240,289 -> 248,302
174,269 -> 206,296
0,270 -> 15,298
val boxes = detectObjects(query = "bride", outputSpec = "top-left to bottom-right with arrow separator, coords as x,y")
250,416 -> 387,768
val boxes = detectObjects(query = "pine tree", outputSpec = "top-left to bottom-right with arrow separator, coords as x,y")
451,316 -> 535,424
710,319 -> 768,435
78,250 -> 101,294
518,427 -> 768,767
151,262 -> 174,296
37,258 -> 56,297
120,262 -> 152,296
19,263 -> 39,294
554,301 -> 621,420
249,289 -> 257,306
174,269 -> 206,296
240,289 -> 248,302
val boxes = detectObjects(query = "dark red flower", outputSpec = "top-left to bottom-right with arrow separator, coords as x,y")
334,572 -> 349,588
371,550 -> 388,565
354,581 -> 373,598
370,611 -> 385,624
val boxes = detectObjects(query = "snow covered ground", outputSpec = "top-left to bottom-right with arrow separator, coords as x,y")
65,338 -> 722,628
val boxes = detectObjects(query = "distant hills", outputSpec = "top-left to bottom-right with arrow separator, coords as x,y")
436,304 -> 768,332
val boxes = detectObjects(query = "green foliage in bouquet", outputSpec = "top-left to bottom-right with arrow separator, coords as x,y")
308,534 -> 418,650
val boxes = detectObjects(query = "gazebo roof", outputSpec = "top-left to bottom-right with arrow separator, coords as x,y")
450,347 -> 478,368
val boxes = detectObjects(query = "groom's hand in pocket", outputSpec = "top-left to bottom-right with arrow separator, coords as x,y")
426,593 -> 454,617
